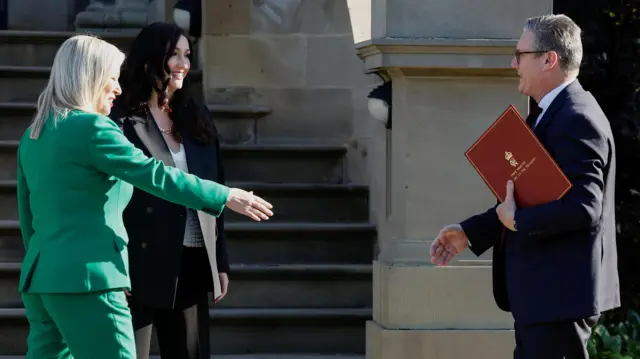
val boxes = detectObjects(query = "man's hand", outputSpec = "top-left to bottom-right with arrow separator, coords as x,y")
430,224 -> 469,266
496,180 -> 517,231
214,273 -> 229,304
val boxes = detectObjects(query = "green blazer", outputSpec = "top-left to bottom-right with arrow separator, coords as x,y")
16,110 -> 230,294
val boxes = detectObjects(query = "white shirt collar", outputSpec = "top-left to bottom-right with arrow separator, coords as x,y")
538,80 -> 574,112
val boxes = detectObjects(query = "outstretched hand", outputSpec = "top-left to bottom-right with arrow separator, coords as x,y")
430,224 -> 469,266
226,188 -> 274,221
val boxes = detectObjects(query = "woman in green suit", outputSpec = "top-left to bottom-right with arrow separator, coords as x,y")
16,35 -> 273,359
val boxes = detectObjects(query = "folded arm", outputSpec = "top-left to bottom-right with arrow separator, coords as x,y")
87,115 -> 230,217
514,113 -> 608,238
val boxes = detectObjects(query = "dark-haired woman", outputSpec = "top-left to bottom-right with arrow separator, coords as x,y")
110,22 -> 232,359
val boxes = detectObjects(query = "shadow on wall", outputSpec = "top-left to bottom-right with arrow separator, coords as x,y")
173,0 -> 201,38
172,0 -> 202,67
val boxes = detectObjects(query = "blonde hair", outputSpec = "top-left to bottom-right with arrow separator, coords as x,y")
29,34 -> 125,139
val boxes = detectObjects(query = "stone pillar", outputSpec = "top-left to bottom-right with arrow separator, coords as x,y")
75,0 -> 149,33
347,1 -> 552,358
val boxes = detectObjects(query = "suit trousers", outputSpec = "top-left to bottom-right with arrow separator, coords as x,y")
514,315 -> 600,359
21,289 -> 135,359
130,246 -> 211,359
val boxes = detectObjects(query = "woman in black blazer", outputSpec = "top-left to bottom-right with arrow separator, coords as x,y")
110,22 -> 229,359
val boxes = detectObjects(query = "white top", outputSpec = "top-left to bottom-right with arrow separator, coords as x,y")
170,143 -> 188,172
169,143 -> 205,248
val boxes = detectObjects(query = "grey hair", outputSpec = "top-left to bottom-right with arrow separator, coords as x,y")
524,14 -> 583,75
29,35 -> 125,139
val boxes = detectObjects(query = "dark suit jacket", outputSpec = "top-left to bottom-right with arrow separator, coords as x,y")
461,80 -> 620,325
112,108 -> 230,309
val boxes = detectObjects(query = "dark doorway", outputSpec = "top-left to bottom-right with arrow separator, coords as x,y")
0,0 -> 7,30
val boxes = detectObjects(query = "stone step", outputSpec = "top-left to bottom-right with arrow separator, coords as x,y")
0,356 -> 364,359
0,221 -> 375,264
221,144 -> 347,184
0,307 -> 369,355
0,31 -> 136,67
0,263 -> 372,309
0,104 -> 35,141
0,181 -> 369,222
0,141 -> 348,183
0,66 -> 203,103
0,102 -> 272,144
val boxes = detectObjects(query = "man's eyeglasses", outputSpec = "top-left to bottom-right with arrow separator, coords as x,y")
514,50 -> 549,64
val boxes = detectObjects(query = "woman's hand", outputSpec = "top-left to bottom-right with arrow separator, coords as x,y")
214,273 -> 229,304
226,188 -> 273,221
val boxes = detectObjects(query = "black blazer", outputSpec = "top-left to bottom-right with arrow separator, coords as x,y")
461,80 -> 620,325
112,108 -> 230,309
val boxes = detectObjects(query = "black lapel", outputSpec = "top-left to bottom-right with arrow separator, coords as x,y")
533,79 -> 583,136
182,136 -> 216,180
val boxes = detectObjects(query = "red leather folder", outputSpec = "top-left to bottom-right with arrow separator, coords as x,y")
464,105 -> 572,208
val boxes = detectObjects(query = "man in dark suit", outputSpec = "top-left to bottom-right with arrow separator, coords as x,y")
430,14 -> 619,359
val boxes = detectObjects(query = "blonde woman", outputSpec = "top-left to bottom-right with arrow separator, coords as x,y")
16,35 -> 273,359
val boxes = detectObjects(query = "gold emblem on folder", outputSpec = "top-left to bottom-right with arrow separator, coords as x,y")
505,151 -> 518,167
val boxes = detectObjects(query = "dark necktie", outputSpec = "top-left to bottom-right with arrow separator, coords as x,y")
526,101 -> 542,129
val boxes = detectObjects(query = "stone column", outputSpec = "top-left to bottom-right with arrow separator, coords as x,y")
347,1 -> 552,358
75,0 -> 149,33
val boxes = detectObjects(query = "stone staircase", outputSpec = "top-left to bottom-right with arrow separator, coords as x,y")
0,30 -> 373,357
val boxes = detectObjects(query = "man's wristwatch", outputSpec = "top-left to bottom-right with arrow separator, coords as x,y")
512,219 -> 517,231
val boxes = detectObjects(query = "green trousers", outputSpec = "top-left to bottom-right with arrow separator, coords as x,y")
21,289 -> 136,359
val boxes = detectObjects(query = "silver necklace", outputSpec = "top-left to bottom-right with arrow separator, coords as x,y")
145,105 -> 173,135
158,124 -> 173,135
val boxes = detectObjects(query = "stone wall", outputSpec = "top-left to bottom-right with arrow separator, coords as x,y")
202,0 -> 374,183
8,0 -> 74,30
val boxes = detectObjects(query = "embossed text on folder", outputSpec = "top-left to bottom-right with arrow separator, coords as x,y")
464,105 -> 572,208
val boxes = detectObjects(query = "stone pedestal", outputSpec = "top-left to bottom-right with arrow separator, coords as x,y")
75,0 -> 149,33
347,1 -> 552,358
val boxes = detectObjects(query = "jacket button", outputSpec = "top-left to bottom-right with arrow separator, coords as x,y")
141,242 -> 148,249
146,207 -> 153,214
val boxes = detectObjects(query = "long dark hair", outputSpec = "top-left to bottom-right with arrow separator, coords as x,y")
115,22 -> 216,144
